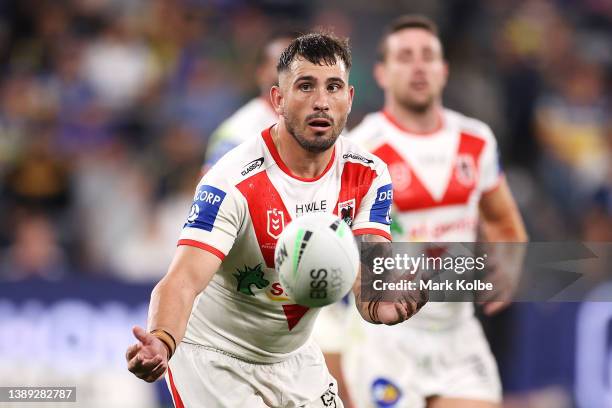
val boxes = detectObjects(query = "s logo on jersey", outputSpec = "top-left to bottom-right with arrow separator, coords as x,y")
370,184 -> 393,225
371,378 -> 401,407
267,208 -> 285,239
185,185 -> 226,231
266,282 -> 291,301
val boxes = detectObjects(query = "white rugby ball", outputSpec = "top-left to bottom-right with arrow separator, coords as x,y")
274,212 -> 359,308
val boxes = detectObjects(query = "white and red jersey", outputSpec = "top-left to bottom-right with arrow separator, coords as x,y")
179,126 -> 392,362
350,109 -> 503,328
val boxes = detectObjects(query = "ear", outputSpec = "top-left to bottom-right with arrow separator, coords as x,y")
373,62 -> 387,90
270,85 -> 283,115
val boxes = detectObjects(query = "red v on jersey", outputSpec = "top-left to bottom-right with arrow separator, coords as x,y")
373,132 -> 486,211
236,170 -> 290,269
236,171 -> 310,331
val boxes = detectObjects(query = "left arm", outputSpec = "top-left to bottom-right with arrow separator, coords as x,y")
352,233 -> 428,325
479,178 -> 528,242
478,178 -> 528,315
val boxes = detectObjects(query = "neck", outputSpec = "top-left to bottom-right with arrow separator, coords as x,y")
271,123 -> 334,179
384,98 -> 442,134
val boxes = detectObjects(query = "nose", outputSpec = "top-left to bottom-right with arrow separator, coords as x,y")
312,88 -> 330,112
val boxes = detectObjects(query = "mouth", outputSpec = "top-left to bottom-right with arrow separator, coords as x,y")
307,118 -> 333,132
410,80 -> 428,91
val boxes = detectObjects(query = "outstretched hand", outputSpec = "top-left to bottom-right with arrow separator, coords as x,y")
126,326 -> 169,383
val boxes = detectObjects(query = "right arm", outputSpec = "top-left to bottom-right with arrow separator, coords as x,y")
147,246 -> 221,346
126,246 -> 221,382
127,170 -> 240,382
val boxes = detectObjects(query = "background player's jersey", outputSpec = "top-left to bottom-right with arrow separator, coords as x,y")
350,109 -> 502,329
179,127 -> 392,362
204,97 -> 277,167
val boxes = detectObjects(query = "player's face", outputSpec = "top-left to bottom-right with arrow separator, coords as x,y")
274,58 -> 354,153
377,28 -> 448,112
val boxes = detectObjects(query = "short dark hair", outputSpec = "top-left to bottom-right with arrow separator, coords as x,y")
377,14 -> 440,61
277,32 -> 352,73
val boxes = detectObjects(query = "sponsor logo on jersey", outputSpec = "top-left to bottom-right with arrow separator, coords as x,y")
455,154 -> 476,187
185,185 -> 226,231
343,152 -> 374,165
234,263 -> 269,296
186,203 -> 199,224
370,184 -> 393,225
241,157 -> 264,176
338,199 -> 355,226
265,281 -> 291,301
266,208 -> 285,239
295,200 -> 327,216
320,382 -> 338,407
371,378 -> 401,407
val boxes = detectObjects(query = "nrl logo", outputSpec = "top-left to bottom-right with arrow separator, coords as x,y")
267,208 -> 285,239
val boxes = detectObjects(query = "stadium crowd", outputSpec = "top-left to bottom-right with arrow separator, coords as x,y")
0,0 -> 610,283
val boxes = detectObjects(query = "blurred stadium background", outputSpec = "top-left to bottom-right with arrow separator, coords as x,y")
0,0 -> 609,407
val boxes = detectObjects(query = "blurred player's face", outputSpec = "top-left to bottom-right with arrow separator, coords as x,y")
256,38 -> 292,95
273,57 -> 354,153
376,28 -> 448,113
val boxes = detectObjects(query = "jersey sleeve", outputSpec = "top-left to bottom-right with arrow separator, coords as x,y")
479,126 -> 504,193
351,164 -> 393,240
178,171 -> 244,260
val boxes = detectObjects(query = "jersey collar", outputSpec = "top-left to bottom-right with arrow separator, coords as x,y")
381,109 -> 444,136
261,126 -> 336,182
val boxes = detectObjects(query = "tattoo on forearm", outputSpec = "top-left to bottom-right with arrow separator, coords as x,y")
355,235 -> 392,323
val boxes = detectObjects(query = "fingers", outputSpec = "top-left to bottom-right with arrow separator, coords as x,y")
128,352 -> 165,379
125,343 -> 142,362
393,301 -> 408,323
143,361 -> 169,383
133,326 -> 153,345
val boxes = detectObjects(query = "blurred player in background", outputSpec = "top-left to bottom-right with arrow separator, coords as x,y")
201,35 -> 293,173
125,32 -> 427,407
349,15 -> 528,408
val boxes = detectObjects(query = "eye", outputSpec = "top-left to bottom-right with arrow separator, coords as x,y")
327,83 -> 341,92
397,50 -> 413,63
299,83 -> 312,91
423,51 -> 434,62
